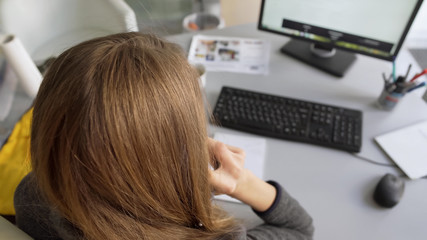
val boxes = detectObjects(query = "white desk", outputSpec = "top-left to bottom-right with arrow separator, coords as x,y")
168,23 -> 427,240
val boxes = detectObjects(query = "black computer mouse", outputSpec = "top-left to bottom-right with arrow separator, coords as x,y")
373,173 -> 405,208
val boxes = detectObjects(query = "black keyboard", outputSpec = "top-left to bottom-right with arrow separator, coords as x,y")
212,86 -> 363,152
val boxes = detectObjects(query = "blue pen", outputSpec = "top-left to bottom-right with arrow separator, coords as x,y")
407,82 -> 426,92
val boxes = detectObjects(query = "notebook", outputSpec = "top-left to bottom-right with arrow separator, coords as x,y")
375,120 -> 427,179
213,132 -> 267,203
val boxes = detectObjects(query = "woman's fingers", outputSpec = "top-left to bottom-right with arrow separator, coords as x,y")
208,138 -> 245,166
224,144 -> 245,156
207,138 -> 248,195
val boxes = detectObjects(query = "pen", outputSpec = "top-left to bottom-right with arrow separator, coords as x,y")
403,64 -> 412,81
392,60 -> 396,82
410,69 -> 427,82
402,81 -> 417,92
407,82 -> 426,93
382,73 -> 389,82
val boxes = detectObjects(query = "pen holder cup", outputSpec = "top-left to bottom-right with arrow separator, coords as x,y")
377,89 -> 405,110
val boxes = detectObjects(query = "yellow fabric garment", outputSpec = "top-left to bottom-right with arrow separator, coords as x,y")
0,108 -> 32,215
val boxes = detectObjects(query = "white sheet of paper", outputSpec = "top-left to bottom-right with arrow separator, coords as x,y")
213,132 -> 267,203
375,120 -> 427,179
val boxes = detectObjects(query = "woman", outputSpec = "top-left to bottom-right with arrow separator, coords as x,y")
14,32 -> 314,239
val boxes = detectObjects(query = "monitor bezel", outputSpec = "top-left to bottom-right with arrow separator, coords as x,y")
257,0 -> 424,61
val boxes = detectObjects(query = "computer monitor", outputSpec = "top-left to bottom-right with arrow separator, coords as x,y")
258,0 -> 424,77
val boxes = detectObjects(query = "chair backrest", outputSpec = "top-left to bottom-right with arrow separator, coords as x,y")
0,0 -> 138,61
0,216 -> 32,240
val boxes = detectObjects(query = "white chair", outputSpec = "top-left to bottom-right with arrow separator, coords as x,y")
0,0 -> 139,62
0,216 -> 32,240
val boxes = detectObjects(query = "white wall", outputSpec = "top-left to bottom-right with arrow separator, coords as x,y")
220,0 -> 261,27
124,0 -> 193,35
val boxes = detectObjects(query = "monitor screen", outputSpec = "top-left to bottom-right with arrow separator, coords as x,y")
258,0 -> 424,76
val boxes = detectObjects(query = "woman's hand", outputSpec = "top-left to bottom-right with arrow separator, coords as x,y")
208,138 -> 247,195
208,138 -> 277,212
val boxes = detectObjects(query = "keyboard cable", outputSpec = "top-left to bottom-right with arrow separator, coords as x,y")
349,152 -> 398,167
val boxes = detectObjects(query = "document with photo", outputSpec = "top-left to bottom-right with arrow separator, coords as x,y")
188,35 -> 270,75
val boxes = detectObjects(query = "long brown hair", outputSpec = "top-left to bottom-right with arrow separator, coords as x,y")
31,32 -> 238,239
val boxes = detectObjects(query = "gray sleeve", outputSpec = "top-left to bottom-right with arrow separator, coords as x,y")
14,173 -> 63,240
246,181 -> 314,240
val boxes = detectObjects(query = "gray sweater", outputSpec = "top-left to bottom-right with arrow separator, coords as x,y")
14,173 -> 314,240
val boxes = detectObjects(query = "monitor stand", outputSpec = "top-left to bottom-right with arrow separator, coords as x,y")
281,40 -> 356,77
